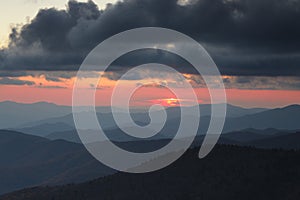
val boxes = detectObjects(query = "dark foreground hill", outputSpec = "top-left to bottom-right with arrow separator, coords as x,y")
2,145 -> 300,200
0,130 -> 114,195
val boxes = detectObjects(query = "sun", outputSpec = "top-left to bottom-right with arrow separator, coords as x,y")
147,98 -> 181,107
163,98 -> 179,106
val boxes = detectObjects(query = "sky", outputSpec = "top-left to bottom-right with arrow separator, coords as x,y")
0,0 -> 117,48
0,0 -> 300,108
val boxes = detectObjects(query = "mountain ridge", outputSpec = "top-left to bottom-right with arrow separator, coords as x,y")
0,130 -> 115,195
1,145 -> 300,200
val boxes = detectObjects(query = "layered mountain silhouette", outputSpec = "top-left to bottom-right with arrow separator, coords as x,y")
25,104 -> 300,143
246,132 -> 300,149
0,130 -> 114,195
1,102 -> 300,197
0,128 -> 299,195
2,145 -> 300,200
3,102 -> 269,138
0,101 -> 70,129
222,104 -> 300,131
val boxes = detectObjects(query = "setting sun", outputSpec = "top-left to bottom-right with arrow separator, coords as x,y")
148,98 -> 180,107
165,98 -> 179,106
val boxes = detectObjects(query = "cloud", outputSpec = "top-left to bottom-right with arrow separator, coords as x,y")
187,75 -> 300,90
36,84 -> 67,89
0,70 -> 77,82
0,0 -> 300,76
44,75 -> 62,82
0,77 -> 35,85
0,71 -> 33,77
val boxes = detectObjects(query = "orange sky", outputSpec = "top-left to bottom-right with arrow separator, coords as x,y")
1,84 -> 300,108
1,72 -> 300,108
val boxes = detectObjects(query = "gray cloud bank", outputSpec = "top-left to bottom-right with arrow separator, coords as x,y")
0,77 -> 35,85
0,0 -> 300,76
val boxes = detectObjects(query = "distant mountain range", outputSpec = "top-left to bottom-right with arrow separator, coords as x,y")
195,104 -> 300,135
0,101 -> 268,130
0,128 -> 299,195
18,104 -> 298,143
0,101 -> 71,129
223,104 -> 300,131
0,130 -> 114,195
0,101 -> 299,196
2,145 -> 300,200
16,122 -> 74,137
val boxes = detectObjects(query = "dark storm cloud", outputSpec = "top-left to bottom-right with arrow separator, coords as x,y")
0,71 -> 32,77
0,70 -> 76,82
1,0 -> 300,76
0,77 -> 35,85
185,75 -> 300,90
